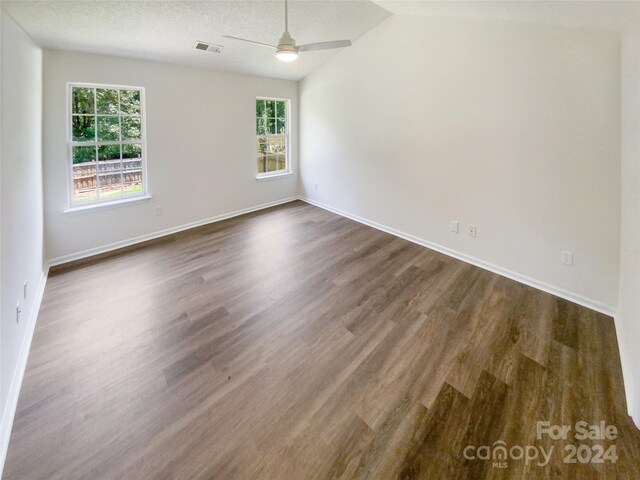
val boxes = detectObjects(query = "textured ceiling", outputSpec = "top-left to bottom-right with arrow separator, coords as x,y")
6,1 -> 637,82
2,0 -> 391,81
372,0 -> 640,31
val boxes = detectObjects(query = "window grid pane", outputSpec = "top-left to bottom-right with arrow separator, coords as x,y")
256,97 -> 288,175
70,85 -> 145,205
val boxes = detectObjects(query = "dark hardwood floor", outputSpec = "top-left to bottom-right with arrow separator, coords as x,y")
4,200 -> 639,479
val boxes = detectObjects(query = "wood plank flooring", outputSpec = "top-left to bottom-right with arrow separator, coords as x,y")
4,200 -> 639,479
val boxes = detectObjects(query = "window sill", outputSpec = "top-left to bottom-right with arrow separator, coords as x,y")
256,171 -> 293,181
64,195 -> 152,215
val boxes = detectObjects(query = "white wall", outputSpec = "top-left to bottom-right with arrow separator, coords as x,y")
299,15 -> 621,312
0,9 -> 44,464
618,29 -> 640,427
43,50 -> 298,262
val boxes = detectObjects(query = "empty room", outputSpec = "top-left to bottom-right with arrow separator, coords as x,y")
1,0 -> 640,478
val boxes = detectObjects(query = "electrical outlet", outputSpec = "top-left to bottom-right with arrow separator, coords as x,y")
16,302 -> 21,323
450,220 -> 459,233
154,205 -> 163,216
468,225 -> 477,238
314,183 -> 319,191
561,250 -> 573,266
23,281 -> 27,300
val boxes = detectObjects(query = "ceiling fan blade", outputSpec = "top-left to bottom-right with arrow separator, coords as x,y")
222,35 -> 276,49
297,40 -> 352,52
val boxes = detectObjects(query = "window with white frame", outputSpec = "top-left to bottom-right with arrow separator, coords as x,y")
256,98 -> 289,177
69,84 -> 147,206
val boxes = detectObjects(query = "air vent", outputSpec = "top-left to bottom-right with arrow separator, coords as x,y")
194,41 -> 223,54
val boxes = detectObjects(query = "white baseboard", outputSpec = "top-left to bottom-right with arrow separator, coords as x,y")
48,197 -> 299,267
613,317 -> 640,429
0,265 -> 49,477
298,196 -> 616,317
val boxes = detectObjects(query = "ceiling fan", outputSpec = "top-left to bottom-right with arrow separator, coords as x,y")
223,0 -> 351,62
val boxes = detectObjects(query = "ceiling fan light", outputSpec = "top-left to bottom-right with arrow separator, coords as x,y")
276,47 -> 298,62
276,51 -> 298,62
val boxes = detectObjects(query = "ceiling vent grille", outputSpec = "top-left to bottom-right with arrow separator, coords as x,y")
194,41 -> 223,54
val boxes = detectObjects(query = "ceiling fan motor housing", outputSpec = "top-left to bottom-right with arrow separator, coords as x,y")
277,31 -> 297,53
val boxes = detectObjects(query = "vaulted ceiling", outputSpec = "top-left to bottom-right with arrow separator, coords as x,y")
1,1 -> 391,81
4,1 -> 639,83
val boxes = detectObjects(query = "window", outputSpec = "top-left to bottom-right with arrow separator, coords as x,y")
256,97 -> 289,177
68,83 -> 147,207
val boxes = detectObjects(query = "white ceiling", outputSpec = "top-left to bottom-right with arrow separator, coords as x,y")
4,1 -> 639,82
1,0 -> 391,81
372,0 -> 640,31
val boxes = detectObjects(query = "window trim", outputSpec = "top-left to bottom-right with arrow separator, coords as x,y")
255,96 -> 291,180
66,82 -> 149,210
64,194 -> 152,215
